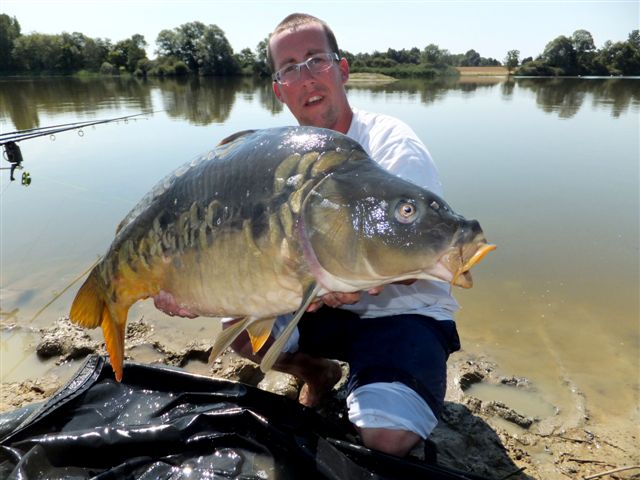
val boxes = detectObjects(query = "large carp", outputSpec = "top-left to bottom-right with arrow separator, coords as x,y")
70,126 -> 495,381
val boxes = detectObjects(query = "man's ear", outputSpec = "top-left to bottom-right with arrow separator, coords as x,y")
272,82 -> 284,102
339,58 -> 350,85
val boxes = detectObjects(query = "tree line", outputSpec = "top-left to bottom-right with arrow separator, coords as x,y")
508,29 -> 640,76
1,14 -> 638,77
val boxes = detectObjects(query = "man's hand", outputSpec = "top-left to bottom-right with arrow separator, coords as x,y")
307,286 -> 384,312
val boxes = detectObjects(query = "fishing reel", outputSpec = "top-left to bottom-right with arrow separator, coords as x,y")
2,141 -> 31,186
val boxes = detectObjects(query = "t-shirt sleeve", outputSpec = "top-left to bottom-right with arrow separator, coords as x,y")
370,124 -> 444,197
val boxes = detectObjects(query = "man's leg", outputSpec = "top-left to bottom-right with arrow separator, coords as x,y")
343,315 -> 460,457
358,428 -> 420,457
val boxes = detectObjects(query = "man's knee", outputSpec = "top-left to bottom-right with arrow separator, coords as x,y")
359,427 -> 421,457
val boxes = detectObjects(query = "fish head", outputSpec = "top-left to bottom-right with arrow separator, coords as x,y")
301,160 -> 495,291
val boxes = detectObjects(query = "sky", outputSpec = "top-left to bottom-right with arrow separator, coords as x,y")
2,0 -> 638,62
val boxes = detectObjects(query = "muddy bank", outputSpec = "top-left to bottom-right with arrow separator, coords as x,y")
1,318 -> 638,479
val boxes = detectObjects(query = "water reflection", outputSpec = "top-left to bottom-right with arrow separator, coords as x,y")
0,77 -> 154,130
159,76 -> 238,125
1,77 -> 637,131
516,77 -> 640,118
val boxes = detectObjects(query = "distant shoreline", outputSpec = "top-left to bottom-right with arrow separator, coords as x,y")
347,67 -> 510,84
456,66 -> 509,76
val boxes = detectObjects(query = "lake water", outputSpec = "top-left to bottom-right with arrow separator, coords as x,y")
1,76 -> 638,441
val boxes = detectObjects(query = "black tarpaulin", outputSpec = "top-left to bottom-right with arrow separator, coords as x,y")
0,355 -> 489,479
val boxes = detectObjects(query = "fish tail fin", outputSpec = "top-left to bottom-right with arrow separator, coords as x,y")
100,305 -> 128,382
70,267 -> 128,382
208,317 -> 252,363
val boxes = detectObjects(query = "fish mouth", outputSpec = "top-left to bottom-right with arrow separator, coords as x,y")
432,241 -> 496,289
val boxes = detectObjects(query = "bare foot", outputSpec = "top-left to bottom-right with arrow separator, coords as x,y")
298,359 -> 342,407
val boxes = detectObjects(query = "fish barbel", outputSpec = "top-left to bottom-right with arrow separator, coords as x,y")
70,127 -> 495,380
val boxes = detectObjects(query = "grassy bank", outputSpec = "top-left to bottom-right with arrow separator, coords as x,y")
456,66 -> 509,76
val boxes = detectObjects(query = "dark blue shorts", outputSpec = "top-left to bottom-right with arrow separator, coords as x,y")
297,308 -> 461,418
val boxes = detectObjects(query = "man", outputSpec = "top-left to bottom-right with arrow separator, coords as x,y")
231,13 -> 461,458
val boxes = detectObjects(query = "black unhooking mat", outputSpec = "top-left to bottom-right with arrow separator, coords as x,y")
0,356 -> 489,480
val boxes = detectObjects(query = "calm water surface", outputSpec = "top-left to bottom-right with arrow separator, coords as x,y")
1,76 -> 638,438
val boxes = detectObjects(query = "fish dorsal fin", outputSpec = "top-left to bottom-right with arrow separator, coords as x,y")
217,130 -> 256,146
260,283 -> 320,373
246,317 -> 277,354
208,317 -> 252,363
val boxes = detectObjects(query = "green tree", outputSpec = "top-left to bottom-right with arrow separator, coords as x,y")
156,29 -> 180,58
196,25 -> 239,75
571,29 -> 596,74
12,33 -> 61,71
421,44 -> 449,66
571,29 -> 595,55
504,49 -> 520,73
156,21 -> 206,71
541,35 -> 578,74
109,34 -> 147,73
253,37 -> 270,77
58,32 -> 86,72
461,49 -> 481,66
600,40 -> 640,75
156,22 -> 238,75
82,37 -> 111,71
236,48 -> 255,68
628,29 -> 640,49
0,14 -> 21,71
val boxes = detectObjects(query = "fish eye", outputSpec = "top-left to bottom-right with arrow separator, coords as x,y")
395,201 -> 417,224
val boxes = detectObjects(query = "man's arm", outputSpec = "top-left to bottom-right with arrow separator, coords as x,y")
307,279 -> 417,311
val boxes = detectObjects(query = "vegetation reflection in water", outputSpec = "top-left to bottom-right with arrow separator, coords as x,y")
1,76 -> 638,131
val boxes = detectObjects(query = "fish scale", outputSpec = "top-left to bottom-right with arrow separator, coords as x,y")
70,126 -> 495,381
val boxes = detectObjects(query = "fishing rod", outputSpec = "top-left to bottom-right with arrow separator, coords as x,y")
1,111 -> 154,186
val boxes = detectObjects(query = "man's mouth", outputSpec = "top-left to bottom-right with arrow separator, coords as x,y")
305,95 -> 323,106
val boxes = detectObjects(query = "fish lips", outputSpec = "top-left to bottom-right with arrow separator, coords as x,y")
431,240 -> 496,289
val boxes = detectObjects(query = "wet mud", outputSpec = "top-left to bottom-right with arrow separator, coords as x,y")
1,318 -> 638,480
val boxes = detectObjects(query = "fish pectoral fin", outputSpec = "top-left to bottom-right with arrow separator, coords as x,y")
246,317 -> 277,354
70,268 -> 104,329
208,317 -> 253,363
101,305 -> 128,382
260,283 -> 321,373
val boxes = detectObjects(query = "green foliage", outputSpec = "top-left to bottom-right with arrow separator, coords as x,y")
461,49 -> 481,66
154,22 -> 239,76
515,60 -> 563,76
147,56 -> 189,77
517,29 -> 640,76
100,61 -> 116,75
504,50 -> 520,73
109,34 -> 147,73
197,25 -> 239,75
0,14 -> 21,71
252,38 -> 270,77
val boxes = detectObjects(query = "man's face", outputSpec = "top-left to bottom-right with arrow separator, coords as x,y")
270,23 -> 351,132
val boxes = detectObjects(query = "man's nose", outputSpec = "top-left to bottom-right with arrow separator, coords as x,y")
299,63 -> 315,81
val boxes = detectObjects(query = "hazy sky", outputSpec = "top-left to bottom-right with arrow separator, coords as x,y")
2,0 -> 638,61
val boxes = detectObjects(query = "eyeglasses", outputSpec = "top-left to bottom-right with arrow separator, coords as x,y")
272,52 -> 339,85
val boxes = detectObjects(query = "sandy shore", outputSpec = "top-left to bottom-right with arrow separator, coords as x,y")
1,318 -> 638,479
